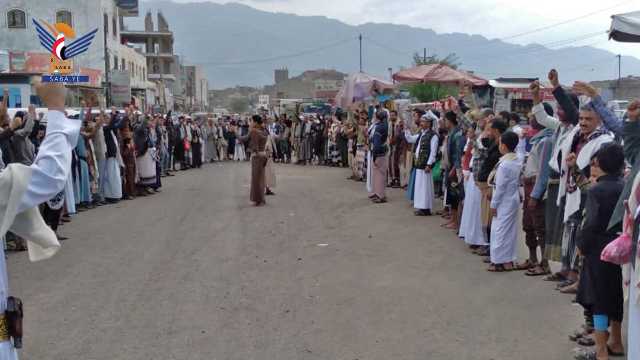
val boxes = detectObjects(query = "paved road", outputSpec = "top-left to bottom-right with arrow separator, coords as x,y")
10,162 -> 582,360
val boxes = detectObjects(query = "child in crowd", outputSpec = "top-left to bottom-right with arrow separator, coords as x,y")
487,131 -> 522,272
575,143 -> 626,360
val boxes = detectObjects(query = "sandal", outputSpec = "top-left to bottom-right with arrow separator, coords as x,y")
556,279 -> 576,289
482,256 -> 491,264
573,348 -> 596,360
577,336 -> 595,347
488,264 -> 509,272
569,328 -> 593,342
525,265 -> 552,276
514,260 -> 536,271
608,346 -> 625,357
475,248 -> 490,256
543,272 -> 567,282
372,197 -> 387,204
559,283 -> 578,294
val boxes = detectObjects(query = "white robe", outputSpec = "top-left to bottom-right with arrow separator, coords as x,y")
551,126 -> 614,221
489,153 -> 522,264
234,142 -> 246,161
461,171 -> 487,246
406,130 -> 438,210
0,110 -> 80,358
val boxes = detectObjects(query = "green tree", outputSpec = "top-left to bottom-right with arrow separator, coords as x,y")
412,52 -> 461,68
406,52 -> 461,102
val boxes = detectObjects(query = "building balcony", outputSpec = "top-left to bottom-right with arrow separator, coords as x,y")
120,30 -> 174,40
148,73 -> 176,81
144,52 -> 175,58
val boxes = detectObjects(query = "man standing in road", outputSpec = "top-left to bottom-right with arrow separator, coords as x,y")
0,82 -> 81,357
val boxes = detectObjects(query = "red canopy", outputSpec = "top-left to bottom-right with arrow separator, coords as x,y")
392,64 -> 488,86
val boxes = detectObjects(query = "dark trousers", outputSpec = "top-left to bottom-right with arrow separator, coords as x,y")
42,203 -> 62,232
389,146 -> 401,182
523,180 -> 546,251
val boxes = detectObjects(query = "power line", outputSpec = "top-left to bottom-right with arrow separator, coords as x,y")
473,54 -> 617,78
500,0 -> 631,41
194,37 -> 356,66
462,31 -> 608,64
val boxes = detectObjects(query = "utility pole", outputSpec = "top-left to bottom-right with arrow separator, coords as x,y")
423,48 -> 427,63
359,34 -> 363,72
617,54 -> 622,84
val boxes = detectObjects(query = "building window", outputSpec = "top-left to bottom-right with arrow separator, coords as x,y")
113,56 -> 118,70
7,9 -> 26,29
112,15 -> 117,38
103,13 -> 108,36
56,10 -> 72,27
121,58 -> 125,70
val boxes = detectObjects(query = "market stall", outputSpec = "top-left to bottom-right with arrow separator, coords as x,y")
334,72 -> 395,110
489,78 -> 556,117
392,64 -> 488,86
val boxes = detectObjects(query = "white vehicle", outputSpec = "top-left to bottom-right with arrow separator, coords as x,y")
608,100 -> 629,120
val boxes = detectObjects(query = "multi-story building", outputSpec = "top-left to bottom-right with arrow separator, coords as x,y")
0,0 -> 151,107
121,11 -> 185,112
182,64 -> 209,112
264,69 -> 346,102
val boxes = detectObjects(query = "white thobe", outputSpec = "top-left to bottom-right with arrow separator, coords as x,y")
0,110 -> 80,358
489,154 -> 522,264
461,171 -> 487,245
406,131 -> 438,210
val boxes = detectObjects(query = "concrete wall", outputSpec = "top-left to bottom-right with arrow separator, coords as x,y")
591,77 -> 640,102
118,44 -> 148,89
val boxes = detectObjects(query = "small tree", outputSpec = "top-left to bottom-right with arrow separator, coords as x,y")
406,52 -> 461,102
412,52 -> 460,68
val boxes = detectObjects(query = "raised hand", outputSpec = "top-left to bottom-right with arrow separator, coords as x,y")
36,82 -> 66,112
529,80 -> 541,104
548,69 -> 560,88
10,116 -> 23,130
572,81 -> 598,98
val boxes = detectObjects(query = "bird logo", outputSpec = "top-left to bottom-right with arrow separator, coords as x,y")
32,19 -> 97,61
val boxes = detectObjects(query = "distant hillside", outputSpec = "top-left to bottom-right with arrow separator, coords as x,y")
126,1 -> 640,89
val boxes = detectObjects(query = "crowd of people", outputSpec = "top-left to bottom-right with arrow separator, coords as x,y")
1,71 -> 639,358
370,69 -> 637,360
256,69 -> 637,360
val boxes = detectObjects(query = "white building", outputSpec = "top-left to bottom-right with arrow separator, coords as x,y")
183,64 -> 209,112
0,0 -> 146,107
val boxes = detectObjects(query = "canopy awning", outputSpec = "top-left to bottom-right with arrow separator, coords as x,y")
334,72 -> 394,109
610,11 -> 640,42
392,64 -> 488,86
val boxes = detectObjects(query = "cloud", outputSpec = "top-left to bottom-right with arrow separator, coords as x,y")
146,0 -> 640,58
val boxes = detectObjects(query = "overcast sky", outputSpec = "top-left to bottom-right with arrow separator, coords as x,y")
151,0 -> 640,59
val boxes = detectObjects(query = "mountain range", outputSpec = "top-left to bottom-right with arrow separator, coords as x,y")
126,1 -> 640,89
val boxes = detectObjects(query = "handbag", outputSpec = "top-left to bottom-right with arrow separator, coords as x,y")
431,161 -> 442,182
183,139 -> 191,151
601,201 -> 633,265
